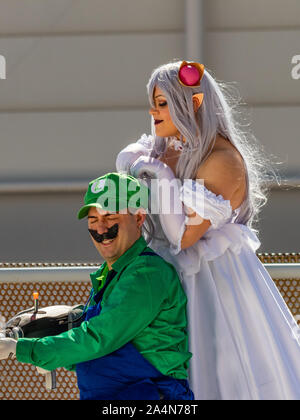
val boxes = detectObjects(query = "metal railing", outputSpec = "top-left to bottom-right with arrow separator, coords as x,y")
1,262 -> 300,282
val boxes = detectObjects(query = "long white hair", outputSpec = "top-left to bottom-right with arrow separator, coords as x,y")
146,60 -> 279,230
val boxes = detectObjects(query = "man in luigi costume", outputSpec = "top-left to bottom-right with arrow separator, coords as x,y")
1,172 -> 194,400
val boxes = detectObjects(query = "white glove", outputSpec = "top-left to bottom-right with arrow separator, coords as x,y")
0,338 -> 17,360
130,156 -> 187,254
36,366 -> 50,375
116,135 -> 153,174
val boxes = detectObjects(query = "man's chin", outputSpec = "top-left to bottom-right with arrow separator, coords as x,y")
97,238 -> 118,258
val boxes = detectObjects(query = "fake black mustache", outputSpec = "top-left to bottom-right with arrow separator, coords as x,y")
88,223 -> 119,243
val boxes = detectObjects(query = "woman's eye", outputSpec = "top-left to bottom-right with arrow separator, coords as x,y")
159,102 -> 167,107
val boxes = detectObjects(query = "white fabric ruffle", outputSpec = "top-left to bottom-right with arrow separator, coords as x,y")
151,180 -> 259,275
136,133 -> 154,151
180,179 -> 233,230
160,223 -> 260,276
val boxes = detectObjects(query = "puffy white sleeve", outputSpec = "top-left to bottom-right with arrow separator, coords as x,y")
136,133 -> 154,150
180,180 -> 233,230
116,134 -> 154,174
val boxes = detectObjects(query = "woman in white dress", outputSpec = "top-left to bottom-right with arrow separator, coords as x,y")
116,61 -> 300,400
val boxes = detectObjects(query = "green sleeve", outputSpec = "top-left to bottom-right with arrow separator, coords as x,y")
16,262 -> 168,371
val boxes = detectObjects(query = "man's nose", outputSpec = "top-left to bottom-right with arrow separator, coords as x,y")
95,221 -> 109,235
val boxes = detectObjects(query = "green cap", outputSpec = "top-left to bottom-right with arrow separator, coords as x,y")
77,172 -> 149,219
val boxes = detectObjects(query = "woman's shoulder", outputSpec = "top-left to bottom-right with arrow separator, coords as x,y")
195,135 -> 246,207
200,135 -> 245,173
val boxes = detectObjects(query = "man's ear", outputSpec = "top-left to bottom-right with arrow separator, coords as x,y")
192,93 -> 204,113
135,209 -> 147,228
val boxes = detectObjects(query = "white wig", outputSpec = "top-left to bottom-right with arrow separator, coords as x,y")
146,61 -> 279,230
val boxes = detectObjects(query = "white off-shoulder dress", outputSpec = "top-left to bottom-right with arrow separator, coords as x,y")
148,180 -> 300,400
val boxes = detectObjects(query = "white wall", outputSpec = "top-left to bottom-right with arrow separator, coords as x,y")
0,0 -> 184,34
204,0 -> 300,177
0,0 -> 299,261
0,0 -> 184,181
205,0 -> 300,29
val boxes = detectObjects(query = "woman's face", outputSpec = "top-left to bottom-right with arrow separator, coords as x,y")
149,86 -> 180,138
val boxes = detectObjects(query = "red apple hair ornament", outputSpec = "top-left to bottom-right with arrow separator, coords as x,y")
178,61 -> 204,87
178,61 -> 205,107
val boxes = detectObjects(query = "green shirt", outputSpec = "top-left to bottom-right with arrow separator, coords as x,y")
16,236 -> 192,379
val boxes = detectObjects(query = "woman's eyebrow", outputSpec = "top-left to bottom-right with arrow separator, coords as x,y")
154,94 -> 165,99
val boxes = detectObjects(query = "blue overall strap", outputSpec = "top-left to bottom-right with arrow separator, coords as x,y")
80,269 -> 118,322
139,250 -> 161,257
84,269 -> 120,322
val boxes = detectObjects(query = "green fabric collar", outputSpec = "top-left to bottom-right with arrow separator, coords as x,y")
111,235 -> 147,273
90,235 -> 147,291
90,262 -> 106,293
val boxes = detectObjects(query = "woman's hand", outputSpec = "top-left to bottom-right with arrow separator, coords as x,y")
116,142 -> 151,174
130,155 -> 186,253
130,155 -> 175,181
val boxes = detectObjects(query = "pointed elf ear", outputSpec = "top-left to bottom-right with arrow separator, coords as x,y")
192,93 -> 204,112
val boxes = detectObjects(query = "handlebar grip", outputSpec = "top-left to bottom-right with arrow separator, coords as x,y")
44,370 -> 56,391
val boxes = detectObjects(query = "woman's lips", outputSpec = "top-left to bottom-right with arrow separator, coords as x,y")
154,120 -> 163,125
